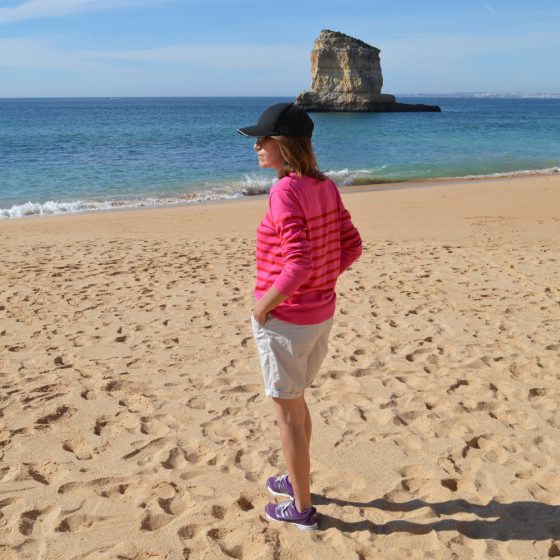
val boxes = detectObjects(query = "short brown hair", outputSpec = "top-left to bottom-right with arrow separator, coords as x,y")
271,136 -> 325,181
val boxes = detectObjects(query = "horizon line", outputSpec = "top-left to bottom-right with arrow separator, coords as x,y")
1,92 -> 560,100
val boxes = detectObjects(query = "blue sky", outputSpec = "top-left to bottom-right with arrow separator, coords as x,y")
1,0 -> 559,97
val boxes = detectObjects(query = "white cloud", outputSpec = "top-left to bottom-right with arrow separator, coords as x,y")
82,43 -> 309,71
0,37 -> 86,68
0,36 -> 309,72
0,0 -> 163,24
0,37 -> 311,96
481,1 -> 501,19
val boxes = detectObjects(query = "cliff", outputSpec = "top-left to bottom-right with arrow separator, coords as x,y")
296,30 -> 441,113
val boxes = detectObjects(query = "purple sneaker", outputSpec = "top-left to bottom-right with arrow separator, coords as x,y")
264,500 -> 319,531
266,474 -> 294,498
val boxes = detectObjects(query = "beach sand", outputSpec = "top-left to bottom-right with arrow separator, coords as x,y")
1,174 -> 559,559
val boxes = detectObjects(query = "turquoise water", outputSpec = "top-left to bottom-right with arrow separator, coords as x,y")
1,96 -> 559,218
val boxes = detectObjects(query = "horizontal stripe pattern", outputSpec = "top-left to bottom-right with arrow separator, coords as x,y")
255,174 -> 362,325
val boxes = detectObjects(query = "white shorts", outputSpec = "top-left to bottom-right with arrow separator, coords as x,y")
251,314 -> 333,399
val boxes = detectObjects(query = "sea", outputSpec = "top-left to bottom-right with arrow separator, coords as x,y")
1,96 -> 559,219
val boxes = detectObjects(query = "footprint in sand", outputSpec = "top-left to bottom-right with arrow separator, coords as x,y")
62,437 -> 94,460
178,524 -> 198,541
461,434 -> 489,458
206,528 -> 244,560
201,416 -> 242,445
12,464 -> 53,486
528,387 -> 549,399
121,437 -> 172,466
236,496 -> 254,512
18,507 -> 50,536
57,476 -> 130,497
55,513 -> 106,533
160,445 -> 208,470
141,414 -> 179,435
140,508 -> 177,532
93,410 -> 141,437
34,405 -> 77,429
21,383 -> 65,406
447,379 -> 469,393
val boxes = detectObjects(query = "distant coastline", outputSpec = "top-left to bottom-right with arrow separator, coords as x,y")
398,92 -> 560,99
1,92 -> 560,100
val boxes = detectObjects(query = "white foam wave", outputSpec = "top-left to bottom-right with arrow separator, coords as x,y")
1,166 -> 558,220
235,173 -> 274,195
327,165 -> 560,186
0,177 -> 275,220
0,199 -> 117,219
326,167 -> 389,186
451,166 -> 560,180
0,193 -> 235,220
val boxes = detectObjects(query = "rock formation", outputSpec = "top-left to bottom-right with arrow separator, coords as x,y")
296,30 -> 440,113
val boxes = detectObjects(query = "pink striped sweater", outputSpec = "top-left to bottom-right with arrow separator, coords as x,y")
255,173 -> 362,325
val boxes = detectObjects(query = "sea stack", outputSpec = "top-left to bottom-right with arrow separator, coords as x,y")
296,30 -> 441,113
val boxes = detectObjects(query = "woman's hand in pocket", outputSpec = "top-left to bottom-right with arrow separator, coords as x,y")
252,307 -> 268,327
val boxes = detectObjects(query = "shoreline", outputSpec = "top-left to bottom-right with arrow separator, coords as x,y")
2,169 -> 559,225
2,173 -> 559,247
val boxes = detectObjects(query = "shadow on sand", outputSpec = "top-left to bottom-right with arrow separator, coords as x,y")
312,494 -> 560,541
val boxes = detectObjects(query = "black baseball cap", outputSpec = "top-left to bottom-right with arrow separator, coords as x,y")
237,103 -> 314,138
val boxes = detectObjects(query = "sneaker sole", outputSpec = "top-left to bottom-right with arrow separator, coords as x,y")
265,511 -> 319,531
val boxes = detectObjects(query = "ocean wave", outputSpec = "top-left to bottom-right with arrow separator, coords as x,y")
1,166 -> 558,220
449,166 -> 560,180
0,192 -> 237,220
325,167 -> 390,186
0,177 -> 275,220
326,165 -> 560,186
0,170 -> 370,220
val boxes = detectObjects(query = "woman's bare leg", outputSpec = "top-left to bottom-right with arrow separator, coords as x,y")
304,398 -> 312,447
272,394 -> 312,512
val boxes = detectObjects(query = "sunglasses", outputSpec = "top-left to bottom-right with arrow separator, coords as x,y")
255,136 -> 270,149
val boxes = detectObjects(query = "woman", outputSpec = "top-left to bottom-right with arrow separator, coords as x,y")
238,103 -> 362,530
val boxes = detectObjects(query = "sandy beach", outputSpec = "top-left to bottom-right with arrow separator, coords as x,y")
1,174 -> 559,559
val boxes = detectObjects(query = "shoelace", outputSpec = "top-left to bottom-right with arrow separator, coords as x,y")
277,501 -> 294,516
276,474 -> 289,486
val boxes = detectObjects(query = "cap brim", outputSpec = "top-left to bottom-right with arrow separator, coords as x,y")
237,125 -> 265,137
